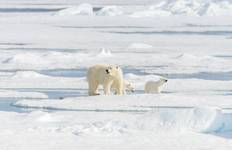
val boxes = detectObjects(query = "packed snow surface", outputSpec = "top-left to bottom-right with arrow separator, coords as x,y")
1,107 -> 232,150
0,0 -> 231,150
0,90 -> 48,99
14,94 -> 232,111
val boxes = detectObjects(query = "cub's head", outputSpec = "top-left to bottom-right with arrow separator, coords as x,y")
105,65 -> 122,77
159,78 -> 168,85
124,80 -> 135,92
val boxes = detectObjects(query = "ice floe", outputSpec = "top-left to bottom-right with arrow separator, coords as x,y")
96,48 -> 113,57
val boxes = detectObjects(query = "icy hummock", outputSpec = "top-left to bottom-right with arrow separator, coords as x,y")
140,107 -> 232,133
131,0 -> 232,17
56,3 -> 94,16
56,4 -> 123,17
96,48 -> 113,57
13,99 -> 232,133
96,6 -> 123,16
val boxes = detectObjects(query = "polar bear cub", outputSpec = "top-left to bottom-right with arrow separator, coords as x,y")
111,79 -> 134,94
145,78 -> 168,94
87,64 -> 124,96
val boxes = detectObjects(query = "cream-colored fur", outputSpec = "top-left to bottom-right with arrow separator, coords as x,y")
87,64 -> 124,96
145,78 -> 168,94
111,79 -> 134,94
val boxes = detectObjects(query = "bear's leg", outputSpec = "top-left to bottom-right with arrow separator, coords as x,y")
157,87 -> 161,93
116,86 -> 123,95
88,81 -> 100,96
93,83 -> 100,95
115,82 -> 124,95
103,80 -> 113,95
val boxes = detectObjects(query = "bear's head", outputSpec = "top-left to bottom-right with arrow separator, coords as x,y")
105,65 -> 123,78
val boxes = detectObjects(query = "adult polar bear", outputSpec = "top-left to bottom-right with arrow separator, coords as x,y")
87,64 -> 124,96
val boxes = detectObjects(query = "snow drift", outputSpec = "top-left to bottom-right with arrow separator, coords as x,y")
139,107 -> 232,133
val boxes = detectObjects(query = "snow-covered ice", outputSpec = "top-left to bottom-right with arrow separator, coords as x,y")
0,0 -> 231,149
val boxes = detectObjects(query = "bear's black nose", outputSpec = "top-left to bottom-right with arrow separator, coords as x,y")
106,69 -> 110,74
165,79 -> 168,82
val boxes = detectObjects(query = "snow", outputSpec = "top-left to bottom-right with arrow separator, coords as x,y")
1,51 -> 231,74
55,3 -> 94,16
138,106 -> 232,133
13,93 -> 232,111
0,71 -> 85,89
134,0 -> 232,17
0,0 -> 231,149
96,6 -> 123,16
56,4 -> 123,17
0,90 -> 48,99
54,0 -> 232,17
127,43 -> 153,49
130,9 -> 171,17
1,108 -> 232,150
96,48 -> 113,57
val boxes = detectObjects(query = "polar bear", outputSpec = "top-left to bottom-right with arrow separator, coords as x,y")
111,79 -> 134,94
145,78 -> 168,94
87,64 -> 124,96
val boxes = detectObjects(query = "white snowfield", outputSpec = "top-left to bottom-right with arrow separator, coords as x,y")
1,107 -> 232,150
0,0 -> 231,149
